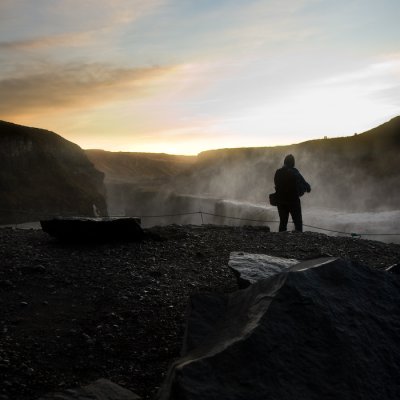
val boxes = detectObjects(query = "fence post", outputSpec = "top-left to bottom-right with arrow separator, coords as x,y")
199,211 -> 204,225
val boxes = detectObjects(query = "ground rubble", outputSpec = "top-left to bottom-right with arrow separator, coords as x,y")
1,224 -> 400,400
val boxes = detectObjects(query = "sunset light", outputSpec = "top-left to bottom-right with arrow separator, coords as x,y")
1,0 -> 399,154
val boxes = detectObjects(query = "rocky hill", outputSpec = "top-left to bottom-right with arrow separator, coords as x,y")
0,121 -> 107,223
86,149 -> 195,185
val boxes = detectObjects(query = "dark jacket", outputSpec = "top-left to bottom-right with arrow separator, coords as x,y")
274,166 -> 311,203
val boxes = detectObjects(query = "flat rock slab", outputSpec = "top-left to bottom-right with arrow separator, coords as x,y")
158,257 -> 400,400
40,217 -> 143,242
38,379 -> 140,400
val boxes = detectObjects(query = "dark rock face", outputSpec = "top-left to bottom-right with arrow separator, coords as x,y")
38,379 -> 140,400
158,257 -> 400,400
0,120 -> 107,223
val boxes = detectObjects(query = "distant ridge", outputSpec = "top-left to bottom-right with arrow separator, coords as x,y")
86,117 -> 400,187
196,115 -> 400,158
86,149 -> 196,184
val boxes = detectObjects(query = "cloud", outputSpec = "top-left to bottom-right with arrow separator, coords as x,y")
0,31 -> 96,51
149,0 -> 319,61
0,0 -> 166,51
0,62 -> 177,117
321,60 -> 400,86
46,0 -> 167,30
373,85 -> 400,106
317,57 -> 400,108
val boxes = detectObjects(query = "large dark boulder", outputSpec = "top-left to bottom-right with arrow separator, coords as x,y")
0,120 -> 107,223
158,257 -> 400,400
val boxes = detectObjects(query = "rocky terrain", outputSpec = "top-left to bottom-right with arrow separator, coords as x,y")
1,225 -> 400,399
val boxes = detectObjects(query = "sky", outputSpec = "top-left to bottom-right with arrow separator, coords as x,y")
0,0 -> 399,155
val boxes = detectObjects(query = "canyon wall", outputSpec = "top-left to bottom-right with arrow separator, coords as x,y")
0,121 -> 107,223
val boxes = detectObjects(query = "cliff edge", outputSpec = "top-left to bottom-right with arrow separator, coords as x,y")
0,121 -> 107,223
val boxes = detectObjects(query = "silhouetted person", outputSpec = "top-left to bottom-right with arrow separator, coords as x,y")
274,154 -> 311,232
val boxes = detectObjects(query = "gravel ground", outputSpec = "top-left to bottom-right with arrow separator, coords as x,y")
1,225 -> 400,400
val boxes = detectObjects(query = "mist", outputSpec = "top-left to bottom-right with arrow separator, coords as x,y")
98,118 -> 400,244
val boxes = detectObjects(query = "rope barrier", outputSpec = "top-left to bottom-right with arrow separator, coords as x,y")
201,211 -> 278,224
301,223 -> 353,235
136,211 -> 201,218
1,207 -> 400,238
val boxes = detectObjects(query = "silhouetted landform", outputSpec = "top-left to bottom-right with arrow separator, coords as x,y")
0,121 -> 107,223
2,117 -> 398,225
40,217 -> 143,242
88,117 -> 400,218
173,116 -> 400,211
86,149 -> 195,185
159,254 -> 400,400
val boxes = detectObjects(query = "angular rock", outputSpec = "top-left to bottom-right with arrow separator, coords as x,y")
228,252 -> 339,288
38,379 -> 140,400
158,258 -> 400,400
228,252 -> 298,287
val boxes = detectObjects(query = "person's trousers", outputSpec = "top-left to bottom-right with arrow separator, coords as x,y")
277,199 -> 303,232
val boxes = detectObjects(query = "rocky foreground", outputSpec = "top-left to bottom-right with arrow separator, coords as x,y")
1,225 -> 400,400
